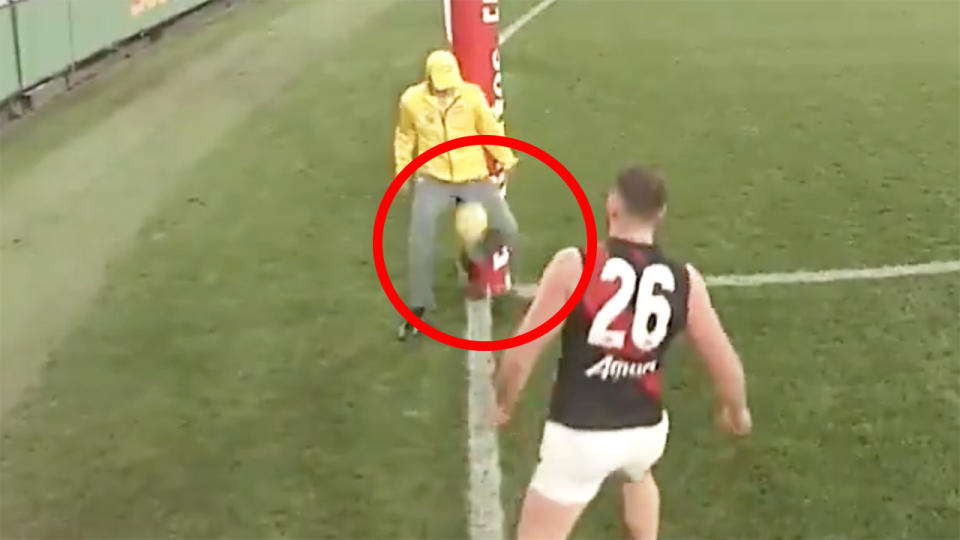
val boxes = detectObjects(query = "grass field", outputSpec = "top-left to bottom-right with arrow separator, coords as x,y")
1,0 -> 958,538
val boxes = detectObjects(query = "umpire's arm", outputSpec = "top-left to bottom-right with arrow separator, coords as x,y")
473,91 -> 518,172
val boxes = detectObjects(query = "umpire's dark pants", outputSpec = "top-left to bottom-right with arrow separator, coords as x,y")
409,174 -> 518,310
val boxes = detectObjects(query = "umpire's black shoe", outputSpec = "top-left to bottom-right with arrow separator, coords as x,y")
397,307 -> 426,341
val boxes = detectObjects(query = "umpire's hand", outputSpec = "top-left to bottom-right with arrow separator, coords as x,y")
399,175 -> 419,195
496,163 -> 516,195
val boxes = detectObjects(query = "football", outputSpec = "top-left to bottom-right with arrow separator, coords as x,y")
454,202 -> 488,246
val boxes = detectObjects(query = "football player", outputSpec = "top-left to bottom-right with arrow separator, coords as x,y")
494,165 -> 752,540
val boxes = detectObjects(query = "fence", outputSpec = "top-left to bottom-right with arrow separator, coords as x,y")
0,0 -> 212,102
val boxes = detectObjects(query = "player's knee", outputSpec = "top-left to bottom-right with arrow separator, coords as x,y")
481,198 -> 518,243
503,217 -> 519,240
495,214 -> 519,244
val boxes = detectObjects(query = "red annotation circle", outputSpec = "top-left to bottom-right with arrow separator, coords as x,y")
372,135 -> 598,351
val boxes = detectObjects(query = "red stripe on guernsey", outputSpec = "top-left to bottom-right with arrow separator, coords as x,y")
625,246 -> 661,400
639,370 -> 663,401
627,244 -> 647,268
581,241 -> 662,401
618,243 -> 652,359
622,244 -> 661,399
583,242 -> 656,362
580,245 -> 611,319
612,312 -> 656,362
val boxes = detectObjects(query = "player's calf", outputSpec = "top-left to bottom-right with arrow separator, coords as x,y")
622,472 -> 660,540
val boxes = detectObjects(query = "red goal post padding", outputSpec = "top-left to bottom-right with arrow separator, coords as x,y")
443,0 -> 507,193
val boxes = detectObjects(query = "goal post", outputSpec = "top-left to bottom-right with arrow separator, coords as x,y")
443,0 -> 507,192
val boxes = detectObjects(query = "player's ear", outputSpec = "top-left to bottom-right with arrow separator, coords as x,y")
605,190 -> 620,219
657,205 -> 667,222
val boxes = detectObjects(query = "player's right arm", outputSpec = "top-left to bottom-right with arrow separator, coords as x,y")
393,92 -> 417,177
685,263 -> 752,436
494,247 -> 581,424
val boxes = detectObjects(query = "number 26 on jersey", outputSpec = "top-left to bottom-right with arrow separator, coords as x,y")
586,259 -> 676,351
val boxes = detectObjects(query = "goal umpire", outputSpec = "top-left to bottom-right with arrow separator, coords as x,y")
393,50 -> 519,340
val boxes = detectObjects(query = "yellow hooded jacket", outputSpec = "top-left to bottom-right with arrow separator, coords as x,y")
394,81 -> 518,183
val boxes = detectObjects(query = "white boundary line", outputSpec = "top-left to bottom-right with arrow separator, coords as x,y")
500,0 -> 560,45
443,0 -> 453,43
465,4 -> 563,540
465,297 -> 504,540
512,260 -> 960,299
704,259 -> 960,287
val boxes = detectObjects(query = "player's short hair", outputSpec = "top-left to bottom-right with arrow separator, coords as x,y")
616,165 -> 667,219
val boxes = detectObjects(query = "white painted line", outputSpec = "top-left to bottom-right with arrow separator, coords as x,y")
464,5 -> 564,537
513,282 -> 538,299
443,0 -> 453,44
465,297 -> 504,540
512,260 -> 960,299
500,0 -> 560,45
705,259 -> 960,287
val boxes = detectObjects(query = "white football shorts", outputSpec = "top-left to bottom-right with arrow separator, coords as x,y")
529,412 -> 669,505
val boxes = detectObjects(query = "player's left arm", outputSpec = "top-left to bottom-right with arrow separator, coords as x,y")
472,88 -> 518,172
494,247 -> 582,424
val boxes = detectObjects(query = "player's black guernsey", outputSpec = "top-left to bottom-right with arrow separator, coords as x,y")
548,238 -> 691,430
